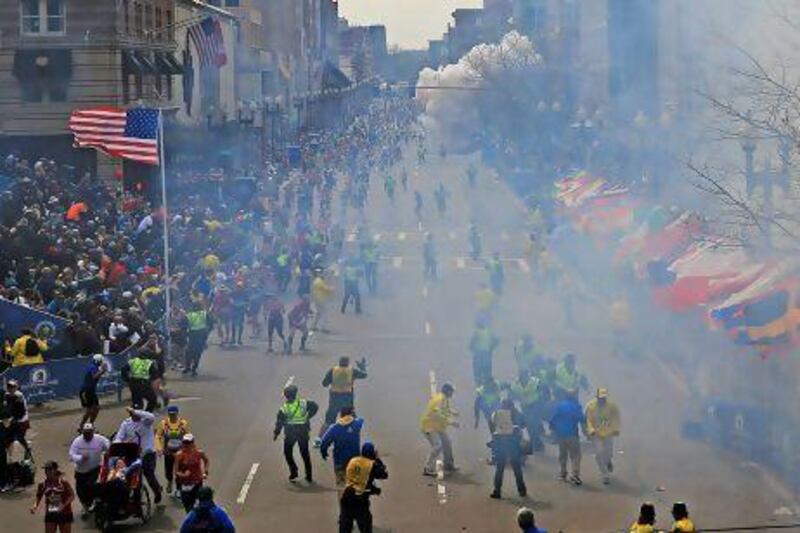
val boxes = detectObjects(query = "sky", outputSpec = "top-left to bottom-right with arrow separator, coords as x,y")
338,0 -> 482,50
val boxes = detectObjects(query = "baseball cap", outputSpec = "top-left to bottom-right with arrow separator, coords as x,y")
596,388 -> 609,399
167,405 -> 179,414
82,423 -> 94,431
182,433 -> 195,443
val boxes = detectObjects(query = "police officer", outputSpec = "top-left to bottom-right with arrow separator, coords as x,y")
513,334 -> 538,375
554,353 -> 587,399
511,369 -> 545,453
318,356 -> 368,444
486,252 -> 505,294
184,301 -> 213,377
339,442 -> 388,533
341,254 -> 363,314
469,319 -> 499,385
490,398 -> 527,499
122,350 -> 158,411
273,385 -> 318,483
361,241 -> 379,295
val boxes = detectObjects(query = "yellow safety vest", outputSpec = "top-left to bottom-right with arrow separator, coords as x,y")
330,366 -> 354,394
512,378 -> 540,406
476,385 -> 500,408
344,456 -> 374,496
344,265 -> 359,281
129,357 -> 153,380
672,518 -> 696,532
187,310 -> 208,331
472,328 -> 494,352
514,343 -> 536,368
281,399 -> 309,425
555,362 -> 580,391
492,408 -> 514,436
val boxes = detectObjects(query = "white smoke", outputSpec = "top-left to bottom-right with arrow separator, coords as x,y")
417,31 -> 542,148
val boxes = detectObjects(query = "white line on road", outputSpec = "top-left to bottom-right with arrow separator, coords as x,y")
170,396 -> 202,403
518,259 -> 531,273
237,463 -> 260,504
424,321 -> 432,335
456,257 -> 466,269
429,370 -> 437,396
393,257 -> 403,269
398,232 -> 407,241
422,285 -> 429,297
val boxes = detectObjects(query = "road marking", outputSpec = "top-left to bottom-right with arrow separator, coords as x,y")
393,257 -> 403,269
518,259 -> 531,273
170,396 -> 202,403
398,232 -> 407,241
422,285 -> 429,297
429,370 -> 437,396
448,231 -> 456,241
236,463 -> 260,504
501,231 -> 510,241
456,257 -> 466,269
424,321 -> 432,335
346,233 -> 357,243
373,233 -> 382,241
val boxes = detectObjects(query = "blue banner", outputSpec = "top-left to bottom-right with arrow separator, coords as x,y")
0,298 -> 73,359
1,352 -> 128,405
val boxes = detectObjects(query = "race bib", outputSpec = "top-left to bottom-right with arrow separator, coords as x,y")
167,439 -> 182,452
181,483 -> 196,492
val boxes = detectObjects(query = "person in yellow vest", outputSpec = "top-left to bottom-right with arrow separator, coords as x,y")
630,502 -> 658,533
273,385 -> 319,483
311,273 -> 335,333
554,353 -> 588,399
122,351 -> 158,411
5,328 -> 47,367
584,388 -> 621,485
155,404 -> 190,495
184,301 -> 214,377
474,283 -> 496,321
511,369 -> 546,453
421,383 -> 458,477
339,442 -> 388,533
670,502 -> 696,532
490,398 -> 527,499
317,356 -> 368,444
469,320 -> 499,385
513,334 -> 538,375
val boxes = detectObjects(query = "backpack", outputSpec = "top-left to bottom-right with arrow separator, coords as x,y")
24,337 -> 40,357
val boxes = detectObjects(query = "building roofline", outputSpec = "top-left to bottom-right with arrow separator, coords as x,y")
177,0 -> 237,21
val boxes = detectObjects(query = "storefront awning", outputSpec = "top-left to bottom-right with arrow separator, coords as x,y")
155,52 -> 183,76
13,49 -> 72,80
134,51 -> 158,75
122,50 -> 144,74
322,61 -> 351,90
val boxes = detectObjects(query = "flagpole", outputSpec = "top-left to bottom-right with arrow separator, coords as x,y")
158,109 -> 172,359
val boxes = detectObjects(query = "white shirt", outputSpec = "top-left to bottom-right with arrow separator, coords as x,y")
114,410 -> 156,453
69,434 -> 110,473
137,214 -> 154,234
108,322 -> 129,340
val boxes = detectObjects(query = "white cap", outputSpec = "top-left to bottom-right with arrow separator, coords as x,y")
82,423 -> 94,431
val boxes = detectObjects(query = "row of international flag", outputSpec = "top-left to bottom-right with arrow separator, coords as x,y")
555,171 -> 800,355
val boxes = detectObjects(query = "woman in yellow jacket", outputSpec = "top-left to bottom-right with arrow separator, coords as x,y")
420,383 -> 458,477
584,388 -> 621,484
5,329 -> 47,366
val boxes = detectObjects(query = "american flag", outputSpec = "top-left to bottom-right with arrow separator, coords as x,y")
188,17 -> 227,68
69,107 -> 160,166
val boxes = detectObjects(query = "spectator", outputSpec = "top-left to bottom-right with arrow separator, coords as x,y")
517,507 -> 547,533
5,328 -> 47,367
180,486 -> 235,533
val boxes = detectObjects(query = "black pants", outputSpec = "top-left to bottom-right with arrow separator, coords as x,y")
339,497 -> 372,533
521,404 -> 545,452
267,315 -> 285,348
141,451 -> 162,497
341,281 -> 361,314
0,425 -> 7,486
186,333 -> 206,373
283,429 -> 312,480
164,453 -> 175,486
179,483 -> 201,512
129,380 -> 156,412
493,437 -> 526,495
472,352 -> 493,385
364,263 -> 377,295
231,311 -> 245,344
75,467 -> 100,508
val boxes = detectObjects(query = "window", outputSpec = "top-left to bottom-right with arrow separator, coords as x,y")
165,10 -> 173,40
21,0 -> 65,35
124,0 -> 130,34
134,2 -> 143,37
144,4 -> 152,38
155,7 -> 162,40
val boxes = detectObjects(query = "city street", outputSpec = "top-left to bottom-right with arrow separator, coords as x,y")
1,149 -> 794,533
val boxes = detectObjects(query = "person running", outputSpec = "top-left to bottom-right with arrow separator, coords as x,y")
584,388 -> 621,485
264,293 -> 287,353
549,389 -> 584,486
156,405 -> 190,496
122,349 -> 158,412
174,434 -> 210,512
114,407 -> 162,503
434,183 -> 447,217
185,301 -> 213,377
320,406 -> 364,488
338,442 -> 388,533
30,461 -> 75,533
340,254 -> 363,314
383,174 -> 396,204
422,233 -> 437,281
469,319 -> 499,385
486,252 -> 505,295
311,273 -> 335,333
286,295 -> 312,354
511,369 -> 547,454
318,357 -> 368,442
420,383 -> 458,477
180,486 -> 235,533
468,223 -> 482,261
490,399 -> 527,499
78,354 -> 107,431
68,423 -> 109,517
360,241 -> 379,296
273,385 -> 318,483
414,190 -> 423,224
400,168 -> 408,191
5,380 -> 32,458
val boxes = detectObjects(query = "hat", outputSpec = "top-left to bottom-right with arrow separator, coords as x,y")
167,405 -> 179,414
197,486 -> 214,508
182,433 -> 195,443
361,441 -> 376,459
596,388 -> 609,399
82,423 -> 94,431
92,354 -> 104,364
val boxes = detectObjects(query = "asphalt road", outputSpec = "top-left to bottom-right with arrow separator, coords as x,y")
2,147 -> 797,532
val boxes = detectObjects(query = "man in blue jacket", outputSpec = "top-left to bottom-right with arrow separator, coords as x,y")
180,486 -> 235,532
548,389 -> 585,485
320,406 -> 364,487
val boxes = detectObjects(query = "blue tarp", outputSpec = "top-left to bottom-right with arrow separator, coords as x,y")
0,298 -> 73,359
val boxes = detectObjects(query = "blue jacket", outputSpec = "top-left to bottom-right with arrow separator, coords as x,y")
180,504 -> 235,532
320,415 -> 364,468
549,397 -> 584,439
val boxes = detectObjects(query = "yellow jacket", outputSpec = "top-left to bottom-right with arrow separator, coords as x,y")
584,398 -> 621,438
420,392 -> 454,433
630,523 -> 657,533
312,277 -> 334,304
672,518 -> 696,532
7,335 -> 47,366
